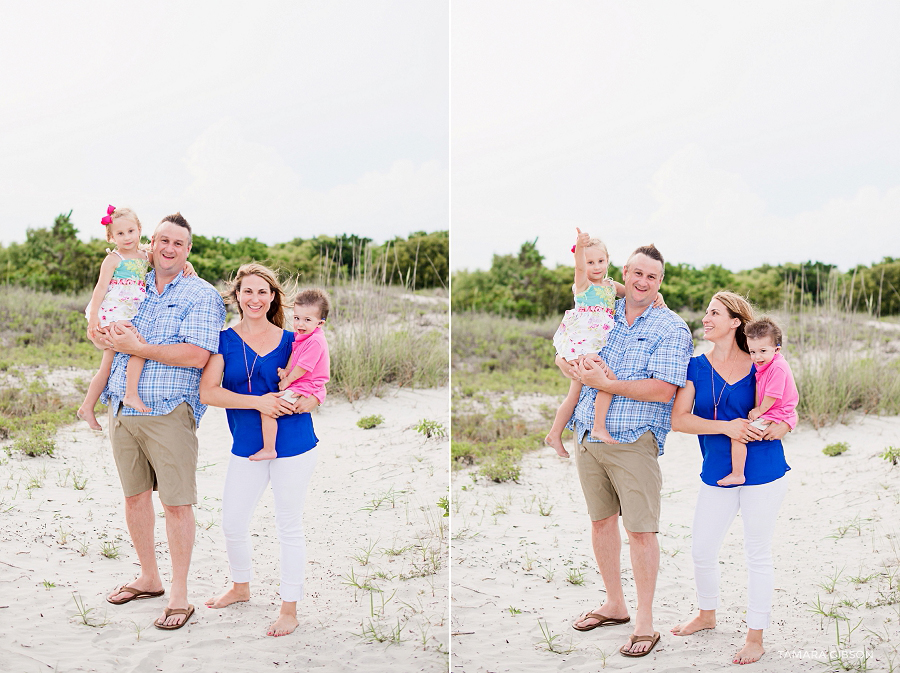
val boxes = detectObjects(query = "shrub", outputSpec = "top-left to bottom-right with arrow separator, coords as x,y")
822,442 -> 849,457
11,427 -> 56,457
881,446 -> 900,465
356,414 -> 384,429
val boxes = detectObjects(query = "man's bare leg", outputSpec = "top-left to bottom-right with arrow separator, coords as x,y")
156,503 -> 195,627
573,514 -> 630,629
107,490 -> 164,602
268,600 -> 299,637
622,530 -> 659,654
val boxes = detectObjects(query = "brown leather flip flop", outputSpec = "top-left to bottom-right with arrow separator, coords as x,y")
154,605 -> 195,630
107,585 -> 165,605
619,632 -> 661,657
572,612 -> 631,631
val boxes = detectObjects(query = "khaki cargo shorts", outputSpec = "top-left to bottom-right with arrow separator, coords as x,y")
109,402 -> 198,506
574,430 -> 662,533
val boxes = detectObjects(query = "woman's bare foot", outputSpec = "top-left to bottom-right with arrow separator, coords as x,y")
123,393 -> 151,413
590,427 -> 619,444
77,407 -> 102,431
717,473 -> 746,486
249,447 -> 278,461
205,583 -> 250,608
671,611 -> 716,636
544,433 -> 569,458
267,613 -> 299,637
733,640 -> 765,664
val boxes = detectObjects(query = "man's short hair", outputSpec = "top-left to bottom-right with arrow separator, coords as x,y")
295,288 -> 331,322
745,316 -> 783,347
627,244 -> 665,275
157,212 -> 192,245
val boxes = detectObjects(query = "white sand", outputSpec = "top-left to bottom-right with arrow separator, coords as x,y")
451,414 -> 900,672
0,386 -> 449,672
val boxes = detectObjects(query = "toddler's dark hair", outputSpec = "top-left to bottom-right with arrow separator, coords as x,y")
295,288 -> 331,321
744,316 -> 783,347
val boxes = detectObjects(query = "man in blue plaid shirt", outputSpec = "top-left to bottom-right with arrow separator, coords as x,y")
97,213 -> 226,630
560,244 -> 692,657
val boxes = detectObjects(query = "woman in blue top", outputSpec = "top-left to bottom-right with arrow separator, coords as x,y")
199,263 -> 320,637
670,292 -> 792,665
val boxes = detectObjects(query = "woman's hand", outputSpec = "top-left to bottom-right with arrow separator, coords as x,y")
256,392 -> 293,418
289,394 -> 320,415
724,417 -> 753,443
759,420 -> 791,441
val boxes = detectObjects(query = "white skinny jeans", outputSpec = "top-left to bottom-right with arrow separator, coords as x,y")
691,476 -> 788,630
221,448 -> 317,602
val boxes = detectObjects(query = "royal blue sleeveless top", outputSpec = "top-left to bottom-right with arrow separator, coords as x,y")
217,328 -> 318,458
686,354 -> 790,487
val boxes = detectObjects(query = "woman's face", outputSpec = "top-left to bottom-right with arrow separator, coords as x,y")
702,298 -> 740,342
237,274 -> 274,321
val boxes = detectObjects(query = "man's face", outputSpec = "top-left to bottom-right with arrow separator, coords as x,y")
151,222 -> 191,276
622,253 -> 663,308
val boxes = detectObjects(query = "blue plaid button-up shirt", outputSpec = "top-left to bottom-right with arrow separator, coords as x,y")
567,299 -> 693,454
101,270 -> 226,426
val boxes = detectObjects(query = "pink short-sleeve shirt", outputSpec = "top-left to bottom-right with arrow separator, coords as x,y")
286,327 -> 330,403
754,352 -> 798,428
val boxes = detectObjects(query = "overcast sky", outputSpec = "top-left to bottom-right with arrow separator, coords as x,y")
0,1 -> 448,246
451,1 -> 900,272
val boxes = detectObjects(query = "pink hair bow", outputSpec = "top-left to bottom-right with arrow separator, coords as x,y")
571,245 -> 576,253
101,204 -> 115,225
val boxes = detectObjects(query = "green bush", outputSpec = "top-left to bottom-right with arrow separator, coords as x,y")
822,442 -> 849,457
356,414 -> 384,429
10,427 -> 56,457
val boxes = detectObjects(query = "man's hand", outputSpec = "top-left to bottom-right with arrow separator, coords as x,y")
106,322 -> 147,355
577,356 -> 612,391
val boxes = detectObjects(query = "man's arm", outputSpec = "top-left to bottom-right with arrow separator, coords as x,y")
578,358 -> 676,403
107,324 -> 211,368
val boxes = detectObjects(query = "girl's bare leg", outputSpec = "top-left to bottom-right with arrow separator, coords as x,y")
122,355 -> 151,413
590,367 -> 618,443
718,440 -> 747,486
205,581 -> 250,608
250,415 -> 278,461
545,376 -> 582,458
78,348 -> 115,430
267,600 -> 299,637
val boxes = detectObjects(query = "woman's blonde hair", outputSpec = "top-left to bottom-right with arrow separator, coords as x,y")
226,263 -> 286,328
711,291 -> 755,353
104,207 -> 142,243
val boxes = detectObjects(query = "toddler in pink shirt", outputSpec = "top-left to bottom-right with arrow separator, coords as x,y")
253,289 -> 331,461
718,317 -> 798,486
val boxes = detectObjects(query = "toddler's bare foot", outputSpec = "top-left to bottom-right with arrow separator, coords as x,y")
77,407 -> 102,431
267,613 -> 299,637
590,427 -> 619,444
205,585 -> 250,609
544,433 -> 569,458
249,447 -> 278,461
717,473 -> 746,486
123,393 -> 151,413
671,613 -> 716,636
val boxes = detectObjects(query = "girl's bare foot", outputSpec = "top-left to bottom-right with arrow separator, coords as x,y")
590,427 -> 619,444
77,407 -> 102,431
123,393 -> 151,413
544,433 -> 569,458
733,640 -> 765,664
267,613 -> 299,637
205,584 -> 250,608
717,473 -> 746,486
249,447 -> 278,461
671,612 -> 716,636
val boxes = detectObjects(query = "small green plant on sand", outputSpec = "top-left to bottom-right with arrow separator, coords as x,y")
537,619 -> 575,654
437,496 -> 449,517
508,606 -> 522,615
357,414 -> 384,430
881,445 -> 900,465
100,541 -> 120,559
566,568 -> 585,586
414,419 -> 446,438
822,442 -> 849,457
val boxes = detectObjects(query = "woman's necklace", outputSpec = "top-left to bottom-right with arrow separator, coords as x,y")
710,351 -> 737,421
237,325 -> 260,393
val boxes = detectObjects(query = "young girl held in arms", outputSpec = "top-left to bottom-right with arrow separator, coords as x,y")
545,229 -> 664,456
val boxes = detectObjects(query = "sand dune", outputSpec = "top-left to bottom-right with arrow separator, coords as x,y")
0,386 -> 449,673
451,413 -> 900,672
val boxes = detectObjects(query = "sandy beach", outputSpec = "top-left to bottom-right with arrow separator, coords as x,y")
0,381 -> 449,673
450,410 -> 900,672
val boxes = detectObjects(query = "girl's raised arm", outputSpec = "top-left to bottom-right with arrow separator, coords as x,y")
573,228 -> 591,292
